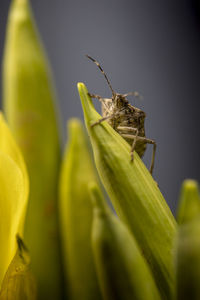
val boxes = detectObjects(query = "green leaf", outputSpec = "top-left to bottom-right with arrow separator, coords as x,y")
78,82 -> 177,299
0,114 -> 29,287
90,183 -> 161,300
3,0 -> 63,298
59,119 -> 101,300
176,179 -> 200,225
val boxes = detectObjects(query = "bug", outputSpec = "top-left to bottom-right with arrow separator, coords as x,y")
86,55 -> 156,174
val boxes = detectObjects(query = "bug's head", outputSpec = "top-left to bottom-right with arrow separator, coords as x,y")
113,93 -> 129,108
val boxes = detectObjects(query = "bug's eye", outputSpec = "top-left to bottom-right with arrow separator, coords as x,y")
114,95 -> 127,106
116,97 -> 122,105
119,96 -> 128,104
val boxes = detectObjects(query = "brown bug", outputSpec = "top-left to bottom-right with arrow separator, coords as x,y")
86,55 -> 156,174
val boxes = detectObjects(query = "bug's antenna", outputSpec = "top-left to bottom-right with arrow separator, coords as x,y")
86,55 -> 115,96
122,91 -> 143,100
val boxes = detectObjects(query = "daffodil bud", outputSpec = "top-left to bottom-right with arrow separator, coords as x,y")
175,217 -> 200,300
90,183 -> 161,300
174,180 -> 200,299
0,236 -> 37,300
3,0 -> 63,298
78,82 -> 177,299
176,179 -> 200,225
59,119 -> 101,300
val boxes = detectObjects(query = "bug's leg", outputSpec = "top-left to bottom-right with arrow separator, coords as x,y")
130,129 -> 139,162
138,137 -> 156,174
149,141 -> 156,174
117,126 -> 139,162
120,134 -> 156,174
117,126 -> 138,133
88,93 -> 106,106
91,114 -> 115,128
88,93 -> 111,116
88,93 -> 102,101
136,137 -> 156,174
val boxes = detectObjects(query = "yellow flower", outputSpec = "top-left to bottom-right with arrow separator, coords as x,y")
0,113 -> 29,287
3,0 -> 63,297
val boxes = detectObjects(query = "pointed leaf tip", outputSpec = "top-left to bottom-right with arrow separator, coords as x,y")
77,82 -> 97,126
177,179 -> 200,225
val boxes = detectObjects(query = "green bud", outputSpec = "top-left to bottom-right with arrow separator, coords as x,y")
176,179 -> 200,225
0,236 -> 37,300
59,119 -> 101,300
90,183 -> 161,300
78,82 -> 177,299
3,0 -> 63,298
175,180 -> 200,299
175,217 -> 200,300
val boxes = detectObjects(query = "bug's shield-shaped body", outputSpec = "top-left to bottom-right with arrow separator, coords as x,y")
101,94 -> 147,158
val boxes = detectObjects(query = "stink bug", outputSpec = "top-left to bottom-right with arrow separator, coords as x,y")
86,55 -> 156,174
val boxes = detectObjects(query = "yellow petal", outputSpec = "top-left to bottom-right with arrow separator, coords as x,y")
0,113 -> 28,197
0,114 -> 29,287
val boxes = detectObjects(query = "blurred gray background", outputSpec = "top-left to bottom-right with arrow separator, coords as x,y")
0,0 -> 200,213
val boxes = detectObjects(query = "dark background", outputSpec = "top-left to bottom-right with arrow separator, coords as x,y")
0,0 -> 199,213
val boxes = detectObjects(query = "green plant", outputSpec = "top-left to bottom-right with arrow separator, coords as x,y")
0,0 -> 200,299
